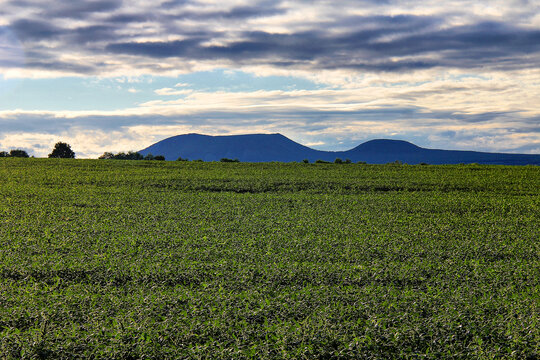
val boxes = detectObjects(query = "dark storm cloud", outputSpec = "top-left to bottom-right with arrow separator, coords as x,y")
43,0 -> 124,19
105,18 -> 540,71
168,6 -> 286,21
11,19 -> 62,41
3,1 -> 540,73
107,39 -> 203,58
106,13 -> 154,24
71,25 -> 119,44
24,60 -> 98,74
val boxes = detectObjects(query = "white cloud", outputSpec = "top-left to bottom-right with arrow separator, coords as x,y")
154,88 -> 193,96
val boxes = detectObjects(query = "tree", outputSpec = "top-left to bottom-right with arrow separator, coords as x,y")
125,151 -> 143,160
144,153 -> 154,160
98,152 -> 114,159
48,142 -> 75,158
154,155 -> 165,161
9,149 -> 29,158
0,151 -> 8,157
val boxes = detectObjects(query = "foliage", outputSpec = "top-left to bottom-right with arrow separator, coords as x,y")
48,142 -> 75,159
8,149 -> 30,158
97,152 -> 114,159
315,159 -> 331,163
0,159 -> 538,359
220,158 -> 240,162
176,156 -> 189,161
333,158 -> 352,164
98,151 -> 166,160
0,150 -> 31,158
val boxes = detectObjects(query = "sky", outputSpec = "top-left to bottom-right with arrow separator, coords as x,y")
1,0 -> 540,158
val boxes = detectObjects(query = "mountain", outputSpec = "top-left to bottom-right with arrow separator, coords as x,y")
139,133 -> 540,165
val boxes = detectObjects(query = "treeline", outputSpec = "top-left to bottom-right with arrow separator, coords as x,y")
98,151 -> 165,160
0,149 -> 30,158
0,142 -> 75,159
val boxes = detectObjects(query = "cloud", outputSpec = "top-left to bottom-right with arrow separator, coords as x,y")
2,1 -> 540,76
154,88 -> 193,95
102,18 -> 540,73
11,19 -> 62,41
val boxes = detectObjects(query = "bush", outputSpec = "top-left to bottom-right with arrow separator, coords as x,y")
357,161 -> 367,164
315,159 -> 331,164
98,152 -> 114,160
154,155 -> 165,161
98,151 -> 144,160
0,151 -> 8,157
345,159 -> 352,164
144,154 -> 154,160
334,158 -> 343,164
48,142 -> 75,158
220,158 -> 239,162
9,149 -> 29,158
177,156 -> 189,161
302,159 -> 309,164
126,151 -> 144,160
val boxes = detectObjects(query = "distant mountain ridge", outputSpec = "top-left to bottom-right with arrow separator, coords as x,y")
139,133 -> 540,165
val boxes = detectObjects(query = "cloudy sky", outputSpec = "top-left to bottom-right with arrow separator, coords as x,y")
1,0 -> 540,157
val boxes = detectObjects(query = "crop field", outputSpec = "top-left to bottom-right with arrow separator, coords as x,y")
0,159 -> 538,359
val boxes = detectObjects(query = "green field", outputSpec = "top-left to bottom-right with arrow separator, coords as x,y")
0,159 -> 538,359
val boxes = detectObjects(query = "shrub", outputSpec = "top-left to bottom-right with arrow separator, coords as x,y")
315,159 -> 331,164
9,149 -> 29,158
220,158 -> 240,162
302,159 -> 309,164
98,152 -> 114,160
98,151 -> 144,160
334,158 -> 343,164
126,151 -> 144,160
144,154 -> 155,160
154,155 -> 165,161
177,156 -> 189,161
0,151 -> 8,157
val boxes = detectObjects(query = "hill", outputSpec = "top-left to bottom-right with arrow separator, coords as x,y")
139,133 -> 540,165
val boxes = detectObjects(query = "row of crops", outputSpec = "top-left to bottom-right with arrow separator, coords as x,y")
0,158 -> 538,358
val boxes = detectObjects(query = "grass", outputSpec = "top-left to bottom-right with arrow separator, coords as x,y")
0,158 -> 538,359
